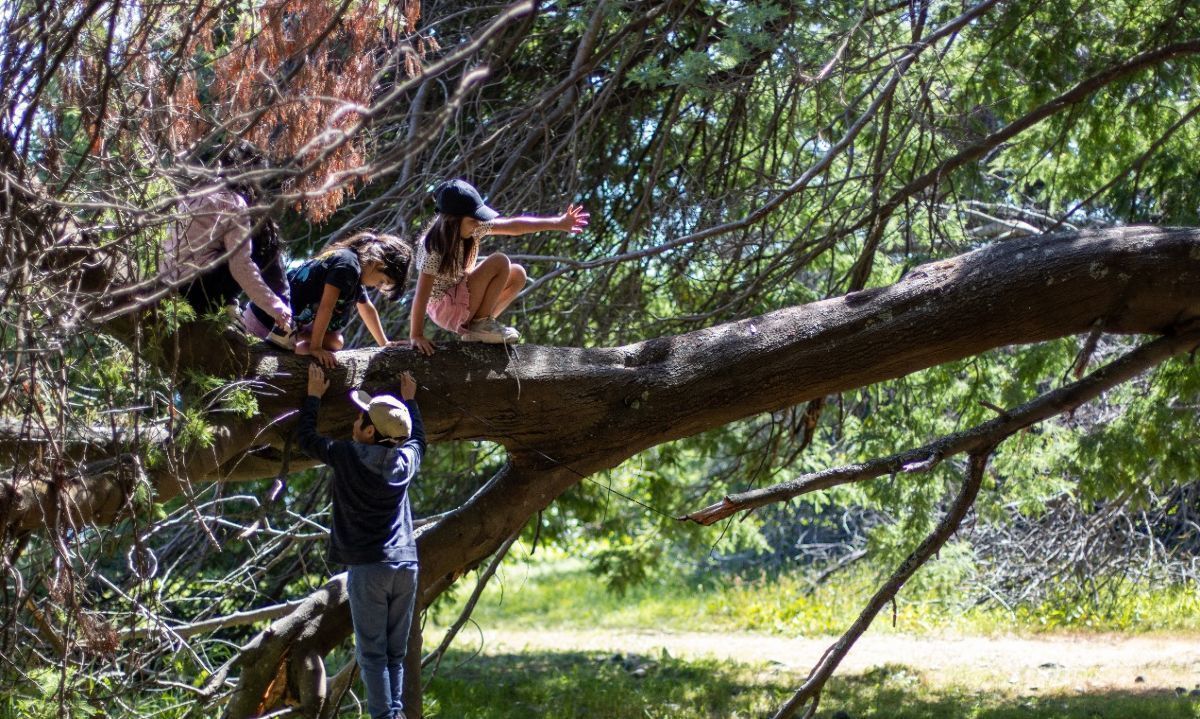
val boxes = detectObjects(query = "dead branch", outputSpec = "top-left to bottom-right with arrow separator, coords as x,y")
772,451 -> 990,719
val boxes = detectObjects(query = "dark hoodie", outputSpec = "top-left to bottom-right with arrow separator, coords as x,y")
296,395 -> 426,565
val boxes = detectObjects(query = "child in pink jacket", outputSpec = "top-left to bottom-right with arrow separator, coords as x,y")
164,188 -> 294,347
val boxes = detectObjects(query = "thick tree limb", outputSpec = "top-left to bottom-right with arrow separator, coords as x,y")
1,417 -> 261,534
4,226 -> 1199,535
205,574 -> 352,719
684,325 -> 1200,525
148,226 -> 1200,718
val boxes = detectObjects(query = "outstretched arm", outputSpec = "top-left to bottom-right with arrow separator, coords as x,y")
395,372 -> 426,484
475,204 -> 589,237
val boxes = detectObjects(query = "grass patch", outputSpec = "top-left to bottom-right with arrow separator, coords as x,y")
425,649 -> 777,718
439,555 -> 1200,636
424,648 -> 1200,718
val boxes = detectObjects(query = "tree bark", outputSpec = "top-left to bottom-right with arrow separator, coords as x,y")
5,226 -> 1196,534
182,225 -> 1199,717
5,226 -> 1200,716
5,226 -> 1199,523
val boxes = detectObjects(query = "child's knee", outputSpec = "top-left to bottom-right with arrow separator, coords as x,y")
325,332 -> 344,350
509,263 -> 527,286
484,253 -> 511,274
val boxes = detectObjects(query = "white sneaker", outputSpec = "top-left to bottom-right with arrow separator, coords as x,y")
497,323 -> 520,342
463,318 -> 520,344
484,318 -> 520,342
265,326 -> 296,350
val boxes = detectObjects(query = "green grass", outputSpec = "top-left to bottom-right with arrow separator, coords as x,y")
10,556 -> 1197,718
424,648 -> 1200,718
420,556 -> 1200,716
443,555 -> 1200,636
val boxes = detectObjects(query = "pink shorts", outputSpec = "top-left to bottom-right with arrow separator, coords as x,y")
428,280 -> 472,334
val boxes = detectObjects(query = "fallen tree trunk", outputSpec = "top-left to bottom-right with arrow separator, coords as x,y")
4,226 -> 1199,716
212,226 -> 1200,716
5,226 -> 1198,534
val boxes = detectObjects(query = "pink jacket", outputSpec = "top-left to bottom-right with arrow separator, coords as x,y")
164,190 -> 291,326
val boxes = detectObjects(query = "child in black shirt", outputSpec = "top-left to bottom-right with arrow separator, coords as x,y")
247,232 -> 411,367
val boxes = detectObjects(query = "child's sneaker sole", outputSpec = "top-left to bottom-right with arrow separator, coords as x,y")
265,328 -> 296,350
464,318 -> 520,344
461,330 -> 505,343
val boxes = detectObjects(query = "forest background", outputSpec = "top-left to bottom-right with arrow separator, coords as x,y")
2,0 -> 1200,717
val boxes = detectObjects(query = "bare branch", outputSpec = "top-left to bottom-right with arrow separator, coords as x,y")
772,451 -> 991,719
685,325 -> 1200,525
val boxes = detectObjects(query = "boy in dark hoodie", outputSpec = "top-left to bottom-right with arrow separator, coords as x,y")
299,364 -> 426,719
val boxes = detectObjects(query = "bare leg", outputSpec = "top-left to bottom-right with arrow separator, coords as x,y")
491,264 -> 527,319
465,254 -> 511,322
295,330 -> 343,354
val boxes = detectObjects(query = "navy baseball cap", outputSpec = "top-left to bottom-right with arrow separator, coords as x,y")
433,179 -> 499,221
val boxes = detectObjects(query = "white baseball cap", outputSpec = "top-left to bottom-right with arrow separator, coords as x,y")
349,390 -> 412,440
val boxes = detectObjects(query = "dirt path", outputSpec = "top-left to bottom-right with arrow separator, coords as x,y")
473,628 -> 1200,693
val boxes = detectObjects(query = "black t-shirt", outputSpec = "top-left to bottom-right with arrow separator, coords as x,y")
280,248 -> 368,332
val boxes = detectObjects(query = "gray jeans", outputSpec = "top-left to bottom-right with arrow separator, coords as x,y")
347,561 -> 419,719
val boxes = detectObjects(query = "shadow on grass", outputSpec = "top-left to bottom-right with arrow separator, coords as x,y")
423,649 -> 1200,719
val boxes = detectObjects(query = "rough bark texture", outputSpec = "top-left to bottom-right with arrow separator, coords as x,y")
236,226 -> 1200,463
5,226 -> 1200,716
210,575 -> 354,718
7,226 -> 1196,525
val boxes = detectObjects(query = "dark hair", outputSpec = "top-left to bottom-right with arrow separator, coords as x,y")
237,186 -> 282,266
421,214 -> 469,275
193,140 -> 284,261
322,232 -> 412,301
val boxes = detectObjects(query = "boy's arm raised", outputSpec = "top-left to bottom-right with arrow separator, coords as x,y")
393,372 -> 426,486
402,372 -> 425,454
296,365 -> 336,464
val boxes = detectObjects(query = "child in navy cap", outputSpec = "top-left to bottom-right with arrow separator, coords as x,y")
407,179 -> 588,353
